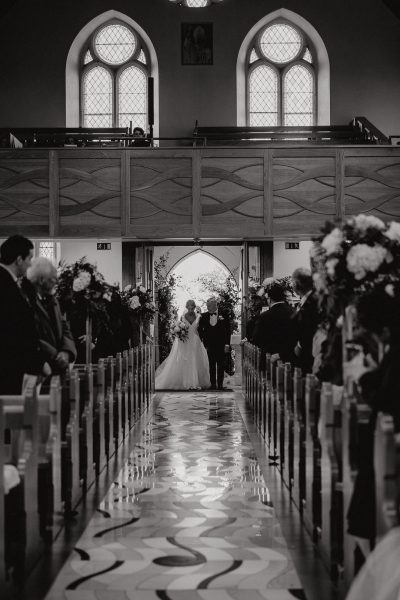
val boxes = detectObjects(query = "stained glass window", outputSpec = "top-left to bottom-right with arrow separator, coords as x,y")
283,64 -> 314,126
118,66 -> 147,129
249,65 -> 278,126
186,0 -> 208,6
82,66 -> 113,127
39,241 -> 55,261
81,21 -> 150,129
247,20 -> 316,127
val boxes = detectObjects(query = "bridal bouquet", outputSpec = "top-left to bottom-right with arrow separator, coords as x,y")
173,320 -> 189,342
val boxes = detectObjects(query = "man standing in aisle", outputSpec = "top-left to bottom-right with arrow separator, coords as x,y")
198,297 -> 231,390
0,235 -> 47,393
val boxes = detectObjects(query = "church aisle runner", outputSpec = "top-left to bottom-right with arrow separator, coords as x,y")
45,392 -> 306,600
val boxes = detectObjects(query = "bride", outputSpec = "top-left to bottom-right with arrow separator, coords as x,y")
155,299 -> 210,390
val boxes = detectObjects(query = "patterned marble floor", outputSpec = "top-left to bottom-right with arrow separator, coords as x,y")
45,391 -> 306,600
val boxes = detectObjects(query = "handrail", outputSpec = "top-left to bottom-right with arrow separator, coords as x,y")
352,116 -> 390,144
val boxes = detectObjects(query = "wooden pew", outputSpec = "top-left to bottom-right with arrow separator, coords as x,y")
319,382 -> 344,580
302,374 -> 321,541
291,368 -> 305,511
283,362 -> 294,491
1,377 -> 42,580
64,370 -> 81,512
374,412 -> 400,541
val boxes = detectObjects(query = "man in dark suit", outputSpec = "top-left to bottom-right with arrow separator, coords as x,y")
0,235 -> 46,393
198,297 -> 231,390
292,268 -> 319,374
26,257 -> 76,375
252,282 -> 296,367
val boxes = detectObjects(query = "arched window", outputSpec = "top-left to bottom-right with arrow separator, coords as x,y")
80,20 -> 150,130
247,20 -> 316,127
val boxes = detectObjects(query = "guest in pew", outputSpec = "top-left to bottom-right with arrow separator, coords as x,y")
131,127 -> 150,147
347,284 -> 400,556
0,235 -> 48,393
292,268 -> 319,374
26,257 -> 76,376
252,281 -> 297,369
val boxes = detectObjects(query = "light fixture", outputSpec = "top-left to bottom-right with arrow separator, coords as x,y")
169,0 -> 224,7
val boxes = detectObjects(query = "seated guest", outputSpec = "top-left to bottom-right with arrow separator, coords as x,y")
26,257 -> 76,375
131,126 -> 150,147
0,235 -> 47,393
292,267 -> 319,374
252,282 -> 296,367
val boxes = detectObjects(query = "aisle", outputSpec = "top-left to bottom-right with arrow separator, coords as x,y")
45,391 -> 306,599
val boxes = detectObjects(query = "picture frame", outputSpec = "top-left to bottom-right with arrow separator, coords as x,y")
181,22 -> 213,66
390,136 -> 400,146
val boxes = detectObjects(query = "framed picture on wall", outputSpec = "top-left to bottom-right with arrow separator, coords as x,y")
181,22 -> 213,65
390,136 -> 400,146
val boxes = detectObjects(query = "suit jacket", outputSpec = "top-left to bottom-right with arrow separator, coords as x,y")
198,312 -> 231,351
253,302 -> 296,364
33,293 -> 77,372
0,266 -> 44,392
294,292 -> 319,373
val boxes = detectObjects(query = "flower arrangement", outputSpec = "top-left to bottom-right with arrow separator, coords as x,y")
312,213 -> 400,327
121,284 -> 156,327
173,319 -> 189,342
154,253 -> 180,363
57,257 -> 111,320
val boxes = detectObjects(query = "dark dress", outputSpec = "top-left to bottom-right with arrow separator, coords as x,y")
0,267 -> 44,393
198,312 -> 231,388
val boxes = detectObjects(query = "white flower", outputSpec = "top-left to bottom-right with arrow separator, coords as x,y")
262,277 -> 275,287
129,295 -> 140,310
218,316 -> 224,320
257,286 -> 265,297
103,292 -> 112,302
384,221 -> 400,243
139,285 -> 147,293
124,284 -> 132,292
173,326 -> 180,333
326,258 -> 339,277
346,244 -> 389,280
336,315 -> 344,328
352,214 -> 385,232
321,228 -> 343,255
72,277 -> 85,292
78,270 -> 91,288
385,284 -> 395,297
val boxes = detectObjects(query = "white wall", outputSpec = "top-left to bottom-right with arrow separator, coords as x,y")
59,239 -> 122,287
273,241 -> 313,278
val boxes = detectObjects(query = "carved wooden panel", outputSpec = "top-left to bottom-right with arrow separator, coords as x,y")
272,151 -> 336,237
200,156 -> 264,237
344,152 -> 400,220
130,154 -> 193,238
0,151 -> 49,236
58,152 -> 121,236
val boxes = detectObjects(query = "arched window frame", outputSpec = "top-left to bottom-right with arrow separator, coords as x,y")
246,18 -> 316,127
79,18 -> 150,128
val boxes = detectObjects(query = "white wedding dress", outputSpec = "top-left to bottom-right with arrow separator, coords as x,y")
155,315 -> 210,390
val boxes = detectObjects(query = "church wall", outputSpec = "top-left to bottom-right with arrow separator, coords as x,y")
0,0 -> 399,136
273,241 -> 313,278
58,239 -> 122,287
